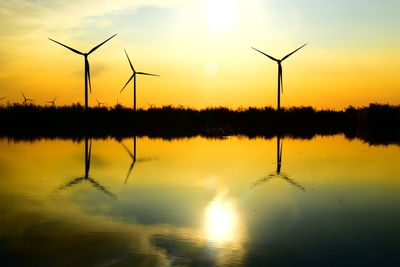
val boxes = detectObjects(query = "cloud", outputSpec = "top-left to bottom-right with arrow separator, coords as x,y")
0,0 -> 183,36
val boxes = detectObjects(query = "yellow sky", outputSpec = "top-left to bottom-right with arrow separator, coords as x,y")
0,0 -> 399,109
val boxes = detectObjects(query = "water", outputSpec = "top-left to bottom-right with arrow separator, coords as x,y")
0,135 -> 399,266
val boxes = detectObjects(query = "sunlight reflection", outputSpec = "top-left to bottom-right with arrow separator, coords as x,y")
205,192 -> 238,244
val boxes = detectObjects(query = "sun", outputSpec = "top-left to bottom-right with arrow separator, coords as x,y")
206,0 -> 239,33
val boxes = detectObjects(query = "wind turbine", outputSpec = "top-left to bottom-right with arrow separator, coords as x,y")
120,49 -> 159,111
252,44 -> 307,110
21,92 -> 33,104
48,34 -> 117,109
252,136 -> 305,191
55,137 -> 116,198
46,96 -> 57,106
96,98 -> 106,107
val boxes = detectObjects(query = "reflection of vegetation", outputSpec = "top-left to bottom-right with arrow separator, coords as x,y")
0,103 -> 399,145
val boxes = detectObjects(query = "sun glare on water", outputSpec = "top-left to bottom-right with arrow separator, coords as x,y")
205,194 -> 238,244
206,0 -> 239,33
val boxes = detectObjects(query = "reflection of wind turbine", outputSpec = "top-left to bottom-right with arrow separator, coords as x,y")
120,136 -> 156,184
120,136 -> 137,184
48,34 -> 117,109
56,137 -> 117,198
120,49 -> 159,111
252,44 -> 307,110
252,136 -> 305,191
21,92 -> 33,104
96,98 -> 105,107
46,96 -> 57,106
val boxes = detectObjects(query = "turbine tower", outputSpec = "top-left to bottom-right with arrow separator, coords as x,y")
120,49 -> 159,111
48,34 -> 117,109
252,44 -> 307,110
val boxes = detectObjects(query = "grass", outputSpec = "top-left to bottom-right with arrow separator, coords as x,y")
0,103 -> 399,145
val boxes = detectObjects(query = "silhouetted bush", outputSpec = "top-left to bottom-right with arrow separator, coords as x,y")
0,103 -> 399,145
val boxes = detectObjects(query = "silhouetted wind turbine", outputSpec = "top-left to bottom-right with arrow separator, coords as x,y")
252,44 -> 307,110
21,92 -> 33,104
46,96 -> 57,106
56,137 -> 116,199
49,34 -> 117,109
96,98 -> 105,107
252,136 -> 305,191
120,49 -> 159,111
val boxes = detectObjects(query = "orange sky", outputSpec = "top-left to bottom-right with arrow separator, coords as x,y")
0,0 -> 399,109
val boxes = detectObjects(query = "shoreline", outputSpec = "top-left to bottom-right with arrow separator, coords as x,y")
1,103 -> 399,145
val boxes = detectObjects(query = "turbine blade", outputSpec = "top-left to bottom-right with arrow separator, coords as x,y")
251,174 -> 275,188
21,92 -> 26,100
251,47 -> 278,61
124,49 -> 135,71
136,72 -> 159,76
87,177 -> 117,198
56,177 -> 86,192
121,142 -> 134,159
88,34 -> 117,55
281,175 -> 306,191
124,162 -> 135,185
281,43 -> 307,61
48,38 -> 84,55
120,75 -> 134,93
86,58 -> 92,93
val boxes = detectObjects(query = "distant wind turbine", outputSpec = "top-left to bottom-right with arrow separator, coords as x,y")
120,49 -> 159,111
46,96 -> 57,106
21,92 -> 33,104
96,98 -> 105,107
252,136 -> 305,191
252,44 -> 307,110
48,34 -> 117,109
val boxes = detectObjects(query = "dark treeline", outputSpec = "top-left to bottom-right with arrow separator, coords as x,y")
0,103 -> 399,145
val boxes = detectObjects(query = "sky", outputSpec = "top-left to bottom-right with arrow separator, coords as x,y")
0,0 -> 399,109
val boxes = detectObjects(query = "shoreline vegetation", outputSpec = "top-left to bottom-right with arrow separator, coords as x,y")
0,103 -> 399,145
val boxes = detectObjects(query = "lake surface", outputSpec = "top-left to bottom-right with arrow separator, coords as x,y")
0,135 -> 399,266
